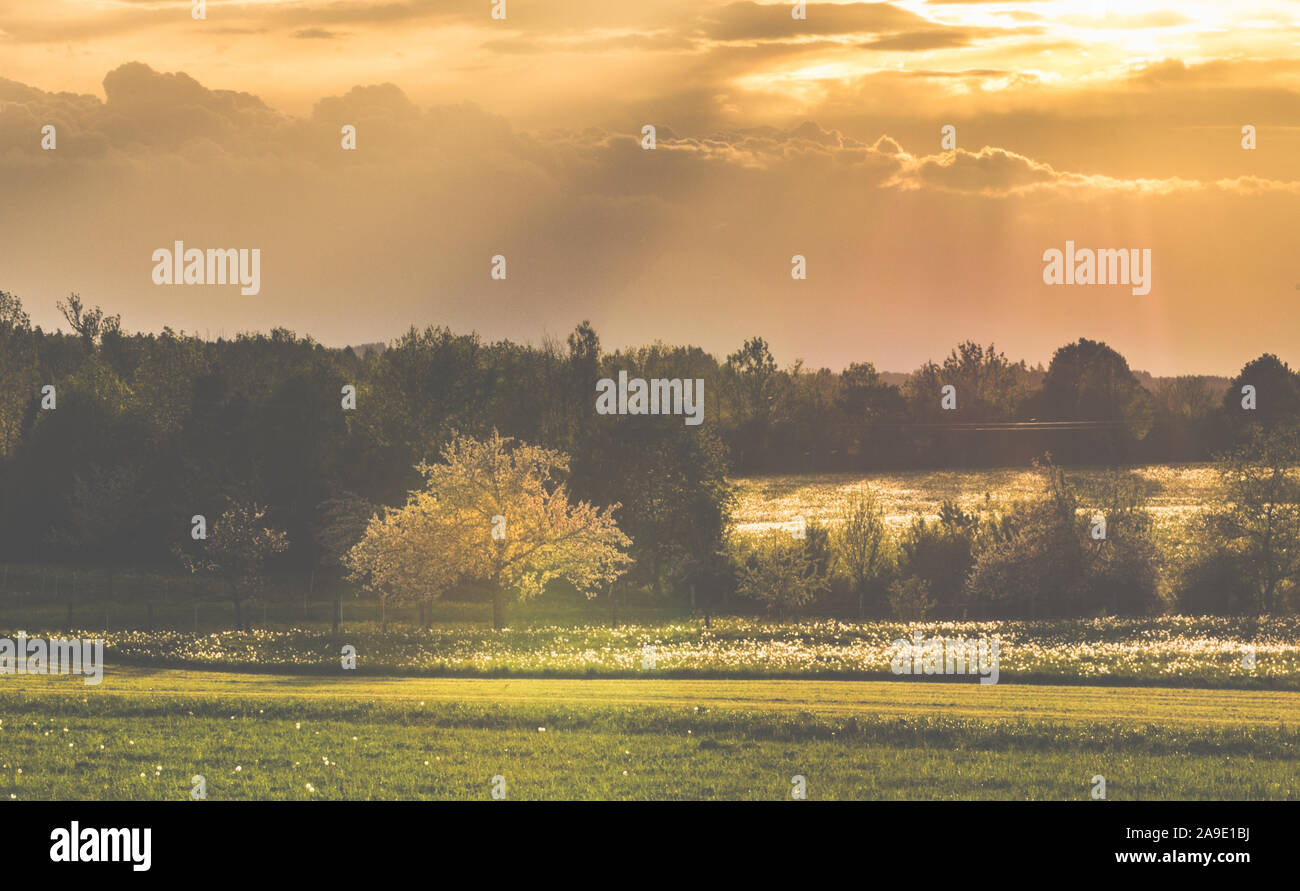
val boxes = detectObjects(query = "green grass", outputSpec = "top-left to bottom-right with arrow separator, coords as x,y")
2,669 -> 1296,800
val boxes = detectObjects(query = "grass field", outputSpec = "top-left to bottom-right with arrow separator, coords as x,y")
2,668 -> 1296,800
733,463 -> 1219,534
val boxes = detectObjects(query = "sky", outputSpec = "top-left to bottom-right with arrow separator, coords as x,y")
1,0 -> 1299,375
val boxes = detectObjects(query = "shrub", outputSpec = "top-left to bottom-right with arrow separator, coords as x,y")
887,576 -> 933,621
966,460 -> 1161,618
732,524 -> 831,618
830,489 -> 894,618
895,501 -> 979,619
1175,541 -> 1258,616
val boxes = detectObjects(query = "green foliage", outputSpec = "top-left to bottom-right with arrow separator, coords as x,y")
174,499 -> 289,631
887,576 -> 933,621
831,488 -> 894,617
1036,338 -> 1154,430
1199,426 -> 1300,612
895,501 -> 981,619
904,341 -> 1032,423
733,524 -> 830,618
967,460 -> 1162,618
172,496 -> 289,629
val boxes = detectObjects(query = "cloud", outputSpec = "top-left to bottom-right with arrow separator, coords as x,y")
859,26 -> 1039,51
701,1 -> 928,40
480,30 -> 697,55
1,63 -> 1298,377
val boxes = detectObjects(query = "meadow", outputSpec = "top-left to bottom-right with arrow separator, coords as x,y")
19,615 -> 1296,689
2,463 -> 1295,801
1,669 -> 1296,800
732,463 -> 1220,535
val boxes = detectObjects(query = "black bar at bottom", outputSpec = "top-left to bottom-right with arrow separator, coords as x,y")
1,800 -> 1281,878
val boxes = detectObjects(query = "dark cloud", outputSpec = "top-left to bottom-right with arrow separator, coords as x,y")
859,26 -> 1040,51
701,1 -> 927,41
480,31 -> 697,55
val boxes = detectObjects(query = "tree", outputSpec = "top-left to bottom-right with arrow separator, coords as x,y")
573,342 -> 734,606
1035,338 -> 1153,430
734,527 -> 830,618
1155,375 -> 1224,422
314,492 -> 376,632
724,336 -> 779,423
905,341 -> 1029,422
896,503 -> 980,618
1207,426 -> 1300,612
1223,354 -> 1300,436
721,336 -> 779,471
837,361 -> 906,424
0,291 -> 36,456
965,463 -> 1085,619
56,464 -> 145,600
831,489 -> 892,618
887,576 -> 933,621
966,459 -> 1160,618
57,293 -> 121,349
348,432 -> 631,629
346,497 -> 457,629
176,499 -> 289,631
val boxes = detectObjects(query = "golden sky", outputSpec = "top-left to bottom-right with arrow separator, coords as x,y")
2,1 -> 1299,374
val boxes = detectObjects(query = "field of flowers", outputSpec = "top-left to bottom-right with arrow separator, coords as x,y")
732,463 -> 1221,535
50,615 -> 1300,688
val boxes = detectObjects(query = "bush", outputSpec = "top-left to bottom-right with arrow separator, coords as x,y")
1175,543 -> 1259,616
732,524 -> 831,618
966,461 -> 1161,618
887,576 -> 933,621
895,501 -> 979,619
830,489 -> 894,618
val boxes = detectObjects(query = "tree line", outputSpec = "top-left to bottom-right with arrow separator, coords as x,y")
1,289 -> 1297,621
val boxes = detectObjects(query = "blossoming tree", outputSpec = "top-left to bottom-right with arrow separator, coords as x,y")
347,431 -> 631,628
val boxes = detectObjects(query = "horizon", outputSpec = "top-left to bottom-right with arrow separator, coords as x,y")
5,300 -> 1256,380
